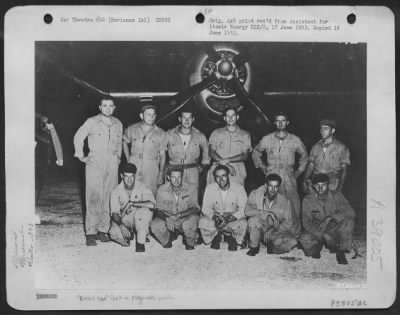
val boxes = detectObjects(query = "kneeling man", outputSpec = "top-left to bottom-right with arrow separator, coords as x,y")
245,174 -> 301,256
298,174 -> 355,264
199,165 -> 248,251
151,167 -> 200,250
109,163 -> 155,252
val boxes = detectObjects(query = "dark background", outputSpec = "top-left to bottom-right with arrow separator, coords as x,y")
35,41 -> 367,237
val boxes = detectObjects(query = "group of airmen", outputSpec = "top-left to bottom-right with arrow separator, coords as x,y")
74,96 -> 356,265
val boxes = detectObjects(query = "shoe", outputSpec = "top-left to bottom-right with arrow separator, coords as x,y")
86,234 -> 97,246
226,235 -> 238,251
114,238 -> 130,247
211,233 -> 221,250
163,232 -> 175,248
246,246 -> 260,256
97,232 -> 111,242
240,237 -> 248,249
336,251 -> 348,265
196,232 -> 204,245
136,242 -> 145,252
185,245 -> 195,250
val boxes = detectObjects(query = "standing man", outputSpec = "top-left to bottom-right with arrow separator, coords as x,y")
298,174 -> 355,264
123,104 -> 166,195
108,163 -> 155,252
252,112 -> 308,218
151,167 -> 200,250
207,107 -> 252,186
245,174 -> 301,256
199,165 -> 248,251
302,119 -> 350,193
74,96 -> 123,246
165,110 -> 210,199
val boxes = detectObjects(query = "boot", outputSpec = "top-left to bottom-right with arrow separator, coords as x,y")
211,233 -> 221,250
185,244 -> 195,250
86,234 -> 97,246
196,230 -> 204,245
163,232 -> 175,248
135,242 -> 145,253
336,251 -> 348,265
240,235 -> 248,249
246,246 -> 260,256
226,235 -> 237,251
96,232 -> 110,242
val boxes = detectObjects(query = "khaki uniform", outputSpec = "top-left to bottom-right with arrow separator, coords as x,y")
73,114 -> 123,235
299,191 -> 355,256
207,126 -> 251,185
199,182 -> 248,245
124,122 -> 166,195
108,181 -> 155,244
245,187 -> 301,254
165,126 -> 210,196
309,138 -> 350,191
252,132 -> 308,218
151,183 -> 200,247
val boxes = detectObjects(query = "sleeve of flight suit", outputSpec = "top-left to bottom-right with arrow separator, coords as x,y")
339,144 -> 351,166
110,187 -> 122,214
331,192 -> 355,223
232,185 -> 248,220
252,137 -> 267,169
199,133 -> 210,165
73,118 -> 92,158
296,136 -> 309,173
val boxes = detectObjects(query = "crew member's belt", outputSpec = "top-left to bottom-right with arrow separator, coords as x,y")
167,162 -> 198,170
130,152 -> 159,160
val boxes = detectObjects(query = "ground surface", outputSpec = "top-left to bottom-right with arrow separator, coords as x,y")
35,171 -> 367,291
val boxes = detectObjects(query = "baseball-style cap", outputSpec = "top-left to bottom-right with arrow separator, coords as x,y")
122,163 -> 137,174
320,119 -> 337,128
311,173 -> 330,185
140,104 -> 157,114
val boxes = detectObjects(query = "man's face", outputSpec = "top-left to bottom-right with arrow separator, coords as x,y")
122,172 -> 136,190
99,100 -> 116,117
214,169 -> 230,190
224,109 -> 238,127
265,180 -> 280,200
313,181 -> 329,196
179,112 -> 194,129
140,108 -> 157,125
320,125 -> 335,139
168,170 -> 183,189
274,115 -> 289,131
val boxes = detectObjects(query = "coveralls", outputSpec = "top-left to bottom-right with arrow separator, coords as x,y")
309,138 -> 350,191
199,182 -> 248,245
73,114 -> 123,236
207,126 -> 251,186
245,188 -> 301,254
252,132 -> 308,218
165,126 -> 210,197
108,181 -> 155,245
151,183 -> 200,247
299,191 -> 355,256
124,122 -> 166,195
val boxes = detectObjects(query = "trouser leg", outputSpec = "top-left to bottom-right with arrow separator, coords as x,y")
150,217 -> 170,246
198,216 -> 218,244
181,214 -> 200,247
85,159 -> 104,235
267,231 -> 298,254
134,208 -> 153,244
325,219 -> 354,252
248,216 -> 265,248
224,218 -> 248,244
298,232 -> 323,257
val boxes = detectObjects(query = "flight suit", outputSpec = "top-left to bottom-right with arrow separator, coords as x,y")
151,183 -> 200,247
252,132 -> 308,218
207,126 -> 251,186
299,190 -> 355,256
165,126 -> 210,196
309,138 -> 350,191
124,122 -> 166,195
245,187 -> 301,254
108,181 -> 155,245
74,114 -> 123,236
199,182 -> 248,245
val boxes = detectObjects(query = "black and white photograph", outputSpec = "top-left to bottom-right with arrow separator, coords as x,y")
5,6 -> 396,309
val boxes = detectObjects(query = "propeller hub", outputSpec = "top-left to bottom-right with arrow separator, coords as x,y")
218,60 -> 233,76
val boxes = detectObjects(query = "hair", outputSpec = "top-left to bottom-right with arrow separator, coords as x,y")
99,95 -> 116,104
223,106 -> 239,116
265,173 -> 282,186
212,164 -> 230,177
121,163 -> 137,174
273,112 -> 289,121
166,166 -> 183,176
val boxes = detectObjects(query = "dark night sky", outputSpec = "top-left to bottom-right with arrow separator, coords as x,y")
35,41 -> 366,231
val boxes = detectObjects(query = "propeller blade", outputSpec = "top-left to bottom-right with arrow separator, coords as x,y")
47,123 -> 64,166
229,77 -> 271,125
204,46 -> 220,63
156,73 -> 218,123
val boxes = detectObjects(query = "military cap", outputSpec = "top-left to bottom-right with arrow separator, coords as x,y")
320,119 -> 337,128
312,173 -> 330,185
122,163 -> 137,174
140,104 -> 157,114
